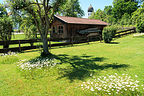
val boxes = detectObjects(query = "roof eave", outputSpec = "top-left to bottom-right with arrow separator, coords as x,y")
67,23 -> 108,26
54,15 -> 67,24
54,15 -> 109,26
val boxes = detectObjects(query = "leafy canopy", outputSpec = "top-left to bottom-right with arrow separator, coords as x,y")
59,0 -> 84,17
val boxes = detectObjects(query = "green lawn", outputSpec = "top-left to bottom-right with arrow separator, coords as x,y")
0,34 -> 144,96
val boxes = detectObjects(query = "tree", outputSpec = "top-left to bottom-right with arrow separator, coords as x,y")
112,0 -> 138,20
120,13 -> 131,25
59,0 -> 84,17
137,20 -> 144,32
89,9 -> 106,21
0,4 -> 13,49
0,4 -> 7,17
131,3 -> 144,25
104,6 -> 112,15
8,0 -> 66,56
103,6 -> 116,25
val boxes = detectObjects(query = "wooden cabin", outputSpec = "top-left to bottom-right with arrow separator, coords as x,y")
51,15 -> 109,40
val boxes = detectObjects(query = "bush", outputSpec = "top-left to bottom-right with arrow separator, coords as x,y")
102,26 -> 117,43
137,21 -> 144,33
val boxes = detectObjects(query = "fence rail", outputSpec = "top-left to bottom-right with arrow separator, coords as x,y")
115,27 -> 136,37
0,37 -> 89,53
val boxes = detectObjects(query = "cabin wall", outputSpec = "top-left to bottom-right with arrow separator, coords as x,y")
67,24 -> 105,38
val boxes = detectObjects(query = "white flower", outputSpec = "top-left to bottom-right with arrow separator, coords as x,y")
90,87 -> 94,91
90,73 -> 93,76
135,75 -> 138,78
81,73 -> 143,95
108,93 -> 111,95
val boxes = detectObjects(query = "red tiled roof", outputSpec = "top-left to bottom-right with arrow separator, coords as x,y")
55,15 -> 109,25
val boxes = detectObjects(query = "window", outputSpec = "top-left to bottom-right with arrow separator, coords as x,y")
58,26 -> 63,34
53,26 -> 57,33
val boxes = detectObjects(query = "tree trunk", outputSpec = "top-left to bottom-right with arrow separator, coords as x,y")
41,35 -> 50,56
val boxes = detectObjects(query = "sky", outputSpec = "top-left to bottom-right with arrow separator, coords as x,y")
0,0 -> 113,18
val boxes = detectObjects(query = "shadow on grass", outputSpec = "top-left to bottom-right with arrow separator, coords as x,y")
50,43 -> 90,49
22,54 -> 129,81
49,54 -> 129,82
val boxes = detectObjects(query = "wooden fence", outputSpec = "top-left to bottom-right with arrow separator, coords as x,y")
0,27 -> 136,53
0,37 -> 90,53
115,27 -> 136,37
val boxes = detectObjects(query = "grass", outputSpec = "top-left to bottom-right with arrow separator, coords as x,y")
11,34 -> 28,40
0,34 -> 144,95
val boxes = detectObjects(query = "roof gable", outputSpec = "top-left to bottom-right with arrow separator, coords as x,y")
54,15 -> 109,26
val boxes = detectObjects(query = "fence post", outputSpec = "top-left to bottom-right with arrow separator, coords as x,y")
3,41 -> 9,53
30,40 -> 34,47
49,38 -> 51,49
18,40 -> 21,52
134,28 -> 136,33
71,36 -> 73,46
87,36 -> 89,44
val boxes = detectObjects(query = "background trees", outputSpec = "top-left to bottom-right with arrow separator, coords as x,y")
59,0 -> 84,17
112,0 -> 138,20
90,0 -> 144,26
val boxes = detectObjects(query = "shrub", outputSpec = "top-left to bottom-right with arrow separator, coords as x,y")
137,20 -> 144,33
102,26 -> 117,43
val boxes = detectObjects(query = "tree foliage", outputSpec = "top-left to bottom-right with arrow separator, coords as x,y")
90,0 -> 142,26
0,16 -> 13,42
0,4 -> 13,48
59,0 -> 84,17
112,0 -> 138,20
137,20 -> 144,32
104,6 -> 112,15
90,9 -> 106,21
131,7 -> 144,25
0,4 -> 7,17
120,13 -> 132,25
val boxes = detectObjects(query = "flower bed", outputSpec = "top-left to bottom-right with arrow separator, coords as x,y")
81,73 -> 144,95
